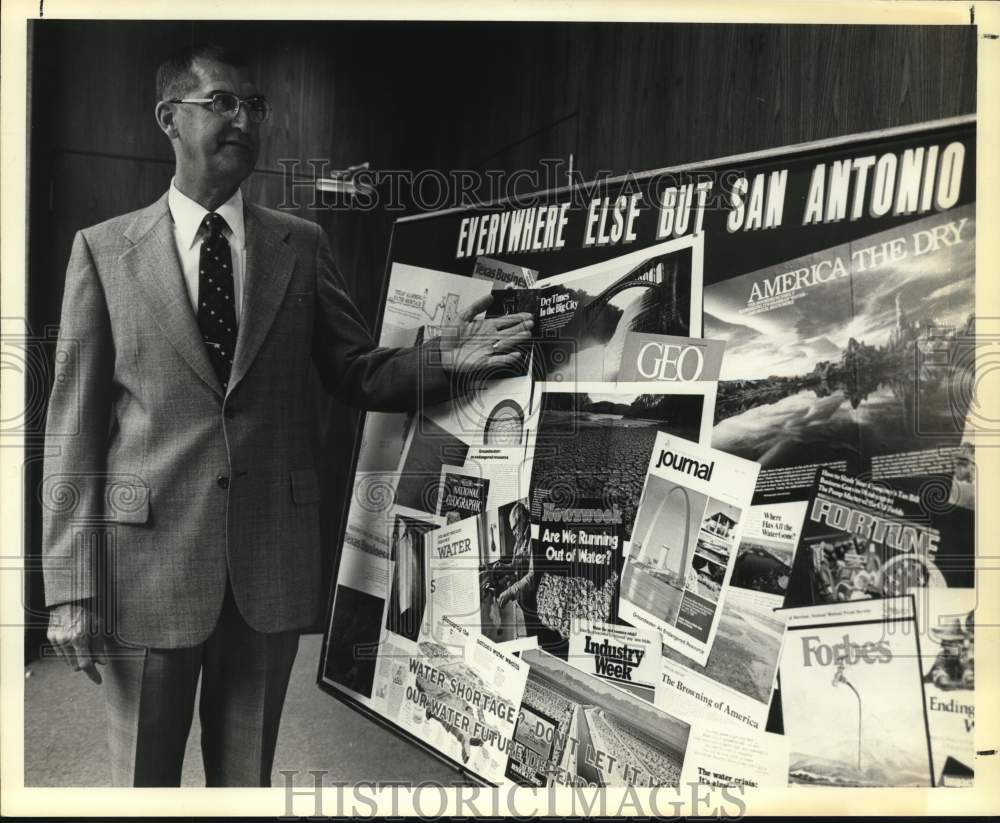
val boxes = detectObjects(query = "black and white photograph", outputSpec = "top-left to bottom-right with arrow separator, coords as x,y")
391,624 -> 528,784
478,499 -> 533,645
731,534 -> 796,596
915,587 -> 976,786
622,475 -> 709,625
498,237 -> 703,382
322,585 -> 385,699
385,513 -> 438,642
5,3 -> 991,816
511,648 -> 691,788
530,497 -> 625,658
619,433 -> 758,664
709,207 -> 975,484
691,499 -> 742,603
730,502 -> 806,597
663,587 -> 785,707
783,468 -> 951,607
780,597 -> 934,787
394,416 -> 471,514
529,382 -> 713,543
654,500 -> 803,731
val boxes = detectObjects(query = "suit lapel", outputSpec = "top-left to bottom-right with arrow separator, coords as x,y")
121,195 -> 223,396
229,204 -> 297,392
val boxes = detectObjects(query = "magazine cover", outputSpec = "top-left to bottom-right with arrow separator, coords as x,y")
502,497 -> 625,659
391,617 -> 528,784
619,432 -> 760,665
653,501 -> 806,731
784,467 -> 951,607
617,333 -> 726,383
707,205 -> 975,506
485,234 -> 703,382
566,620 -> 662,702
529,381 -> 716,550
779,596 -> 933,787
473,255 -> 539,289
913,586 -> 975,786
436,467 -> 490,522
506,648 -> 691,787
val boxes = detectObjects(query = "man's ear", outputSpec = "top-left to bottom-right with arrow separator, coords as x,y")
154,101 -> 179,139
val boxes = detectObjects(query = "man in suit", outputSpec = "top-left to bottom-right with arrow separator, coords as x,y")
41,43 -> 531,787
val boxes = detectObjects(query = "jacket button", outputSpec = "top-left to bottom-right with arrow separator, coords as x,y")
224,407 -> 236,419
217,475 -> 230,489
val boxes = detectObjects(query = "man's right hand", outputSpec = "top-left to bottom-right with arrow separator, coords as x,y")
47,600 -> 106,685
438,294 -> 534,375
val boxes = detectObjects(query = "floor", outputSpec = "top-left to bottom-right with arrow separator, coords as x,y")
23,634 -> 468,787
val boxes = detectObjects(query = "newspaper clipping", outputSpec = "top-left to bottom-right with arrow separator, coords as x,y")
391,618 -> 527,783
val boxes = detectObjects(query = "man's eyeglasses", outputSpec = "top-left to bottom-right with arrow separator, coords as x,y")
168,92 -> 271,124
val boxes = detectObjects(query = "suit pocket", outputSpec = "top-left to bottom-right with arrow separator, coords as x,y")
105,482 -> 150,524
290,468 -> 321,505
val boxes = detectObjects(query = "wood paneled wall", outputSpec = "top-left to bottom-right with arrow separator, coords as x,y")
25,20 -> 976,655
408,23 -> 976,185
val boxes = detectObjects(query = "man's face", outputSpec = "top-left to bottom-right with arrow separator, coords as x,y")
509,508 -> 525,538
171,58 -> 261,188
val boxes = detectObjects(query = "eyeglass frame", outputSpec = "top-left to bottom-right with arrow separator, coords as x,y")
167,92 -> 272,123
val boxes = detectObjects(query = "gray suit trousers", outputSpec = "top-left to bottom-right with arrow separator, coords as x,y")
102,579 -> 299,787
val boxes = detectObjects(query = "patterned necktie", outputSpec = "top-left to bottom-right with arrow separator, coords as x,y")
197,212 -> 238,390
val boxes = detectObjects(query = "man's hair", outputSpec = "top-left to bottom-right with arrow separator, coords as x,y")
155,43 -> 249,102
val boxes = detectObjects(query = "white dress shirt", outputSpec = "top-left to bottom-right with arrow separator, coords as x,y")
167,180 -> 247,324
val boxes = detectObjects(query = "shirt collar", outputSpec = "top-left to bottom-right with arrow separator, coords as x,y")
167,179 -> 246,251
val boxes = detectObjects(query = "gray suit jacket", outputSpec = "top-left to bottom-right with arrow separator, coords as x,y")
42,193 -> 452,648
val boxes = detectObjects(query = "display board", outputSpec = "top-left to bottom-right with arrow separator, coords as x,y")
318,116 -> 976,789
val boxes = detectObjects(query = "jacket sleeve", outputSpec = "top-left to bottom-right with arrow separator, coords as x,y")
41,231 -> 116,607
311,224 -> 456,413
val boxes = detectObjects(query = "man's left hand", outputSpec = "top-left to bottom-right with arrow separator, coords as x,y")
438,294 -> 534,375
